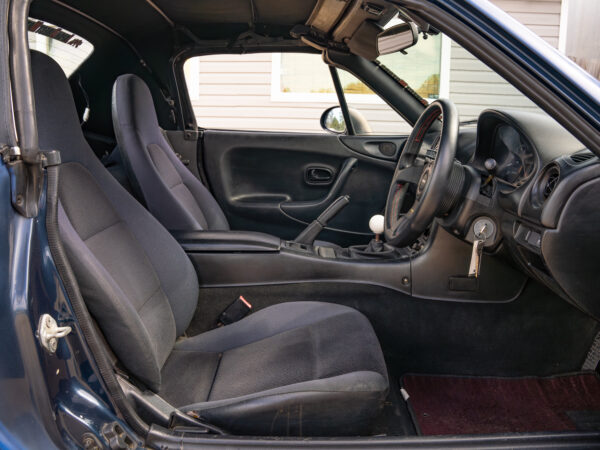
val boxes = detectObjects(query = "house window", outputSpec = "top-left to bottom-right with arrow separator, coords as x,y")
28,18 -> 94,77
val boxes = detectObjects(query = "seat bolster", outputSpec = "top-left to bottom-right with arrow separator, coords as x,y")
174,301 -> 364,353
58,204 -> 172,391
157,135 -> 230,231
180,372 -> 388,436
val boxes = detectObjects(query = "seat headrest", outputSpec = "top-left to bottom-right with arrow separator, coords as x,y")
112,74 -> 162,139
30,50 -> 94,166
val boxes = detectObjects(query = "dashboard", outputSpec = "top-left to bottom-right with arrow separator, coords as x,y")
456,109 -> 600,319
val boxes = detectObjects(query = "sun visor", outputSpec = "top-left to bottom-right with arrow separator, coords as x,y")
306,0 -> 352,33
332,0 -> 392,42
301,0 -> 396,59
346,20 -> 383,60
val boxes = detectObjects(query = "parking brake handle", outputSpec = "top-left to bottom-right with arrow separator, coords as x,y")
293,195 -> 350,246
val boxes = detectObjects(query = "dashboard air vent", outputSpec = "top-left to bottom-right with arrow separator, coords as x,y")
542,169 -> 559,200
533,164 -> 560,207
569,152 -> 595,164
541,166 -> 560,201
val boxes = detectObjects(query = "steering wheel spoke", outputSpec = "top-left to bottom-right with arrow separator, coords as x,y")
395,164 -> 424,185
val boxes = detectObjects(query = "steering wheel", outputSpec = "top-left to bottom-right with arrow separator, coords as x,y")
384,99 -> 462,247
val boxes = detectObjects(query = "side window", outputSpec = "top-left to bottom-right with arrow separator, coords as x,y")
184,53 -> 339,133
27,18 -> 94,76
184,52 -> 413,135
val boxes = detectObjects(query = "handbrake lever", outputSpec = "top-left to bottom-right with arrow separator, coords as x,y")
293,195 -> 350,246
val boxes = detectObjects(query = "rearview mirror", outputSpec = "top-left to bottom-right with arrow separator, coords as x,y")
377,22 -> 419,56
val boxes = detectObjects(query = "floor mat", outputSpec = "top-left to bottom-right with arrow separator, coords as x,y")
402,372 -> 600,435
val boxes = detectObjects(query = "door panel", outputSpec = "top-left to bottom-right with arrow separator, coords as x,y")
203,130 -> 405,246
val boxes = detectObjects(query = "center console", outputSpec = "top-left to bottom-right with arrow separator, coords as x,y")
170,229 -> 414,294
171,219 -> 526,304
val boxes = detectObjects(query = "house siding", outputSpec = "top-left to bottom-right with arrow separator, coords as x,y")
190,53 -> 332,133
188,53 -> 408,134
449,0 -> 561,120
187,0 -> 563,132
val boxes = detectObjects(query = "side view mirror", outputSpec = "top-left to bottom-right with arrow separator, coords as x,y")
377,22 -> 419,56
320,106 -> 372,135
320,106 -> 346,134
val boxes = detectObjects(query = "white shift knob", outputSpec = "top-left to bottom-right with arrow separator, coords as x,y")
369,214 -> 385,235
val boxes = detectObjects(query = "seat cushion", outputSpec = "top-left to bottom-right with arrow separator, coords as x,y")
159,301 -> 388,436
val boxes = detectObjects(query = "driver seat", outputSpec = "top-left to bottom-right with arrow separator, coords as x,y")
31,50 -> 389,436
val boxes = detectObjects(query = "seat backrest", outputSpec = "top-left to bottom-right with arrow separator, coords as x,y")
31,51 -> 199,392
111,74 -> 229,231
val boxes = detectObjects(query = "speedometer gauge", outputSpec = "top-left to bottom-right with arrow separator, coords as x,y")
493,125 -> 536,192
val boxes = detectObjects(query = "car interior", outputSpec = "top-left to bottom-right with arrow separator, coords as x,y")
21,0 -> 600,442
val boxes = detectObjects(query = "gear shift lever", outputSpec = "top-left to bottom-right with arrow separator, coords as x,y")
366,214 -> 385,252
347,214 -> 400,258
369,214 -> 384,241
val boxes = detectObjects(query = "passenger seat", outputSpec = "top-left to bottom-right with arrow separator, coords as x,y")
112,74 -> 230,231
112,74 -> 339,249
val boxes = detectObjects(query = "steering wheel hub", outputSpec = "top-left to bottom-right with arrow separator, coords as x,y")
416,164 -> 432,199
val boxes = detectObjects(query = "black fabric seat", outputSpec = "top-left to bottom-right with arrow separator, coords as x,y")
111,73 -> 338,248
31,51 -> 388,436
112,74 -> 229,232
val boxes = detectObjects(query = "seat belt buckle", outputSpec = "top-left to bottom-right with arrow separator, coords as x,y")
218,296 -> 252,326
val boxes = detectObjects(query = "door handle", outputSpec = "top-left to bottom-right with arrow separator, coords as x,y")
305,166 -> 334,185
282,158 -> 358,223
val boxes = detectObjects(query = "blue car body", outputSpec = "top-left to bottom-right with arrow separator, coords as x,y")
0,0 -> 598,448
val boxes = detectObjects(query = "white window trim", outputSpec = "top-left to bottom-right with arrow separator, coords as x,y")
184,57 -> 200,101
270,39 -> 451,104
558,0 -> 569,54
438,34 -> 452,99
